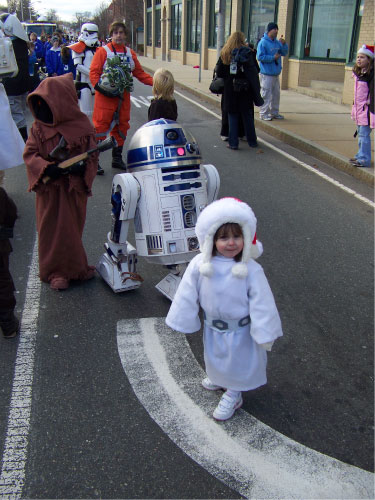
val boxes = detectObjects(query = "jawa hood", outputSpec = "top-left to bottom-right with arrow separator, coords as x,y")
27,73 -> 94,141
28,73 -> 82,126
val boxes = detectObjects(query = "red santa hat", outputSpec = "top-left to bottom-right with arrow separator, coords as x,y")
194,197 -> 263,278
358,45 -> 374,59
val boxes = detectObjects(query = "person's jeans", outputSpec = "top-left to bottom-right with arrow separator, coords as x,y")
228,107 -> 257,148
355,125 -> 372,167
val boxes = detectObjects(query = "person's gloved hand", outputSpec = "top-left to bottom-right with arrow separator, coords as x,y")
44,163 -> 64,180
68,160 -> 86,176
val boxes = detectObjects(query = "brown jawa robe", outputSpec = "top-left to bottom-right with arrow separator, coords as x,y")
23,73 -> 98,284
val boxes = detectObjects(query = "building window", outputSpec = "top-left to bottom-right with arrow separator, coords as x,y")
208,0 -> 217,48
291,0 -> 359,60
209,0 -> 232,49
154,6 -> 161,47
146,0 -> 152,7
305,0 -> 356,59
171,1 -> 182,50
186,0 -> 201,53
147,10 -> 152,46
349,0 -> 364,61
242,0 -> 278,47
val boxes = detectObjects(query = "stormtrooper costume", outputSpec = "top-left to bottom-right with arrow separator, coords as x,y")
166,198 -> 283,418
69,23 -> 99,119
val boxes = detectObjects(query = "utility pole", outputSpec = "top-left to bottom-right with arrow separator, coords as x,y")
20,0 -> 24,21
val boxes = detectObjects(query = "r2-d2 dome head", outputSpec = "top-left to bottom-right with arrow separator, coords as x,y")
78,23 -> 99,47
127,119 -> 201,171
126,119 -> 208,266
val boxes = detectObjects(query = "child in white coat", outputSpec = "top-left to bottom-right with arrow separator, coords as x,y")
166,197 -> 283,421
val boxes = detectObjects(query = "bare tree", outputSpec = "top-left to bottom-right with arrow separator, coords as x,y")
92,2 -> 110,40
45,8 -> 59,23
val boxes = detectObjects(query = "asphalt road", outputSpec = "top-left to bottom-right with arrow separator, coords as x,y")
0,80 -> 373,499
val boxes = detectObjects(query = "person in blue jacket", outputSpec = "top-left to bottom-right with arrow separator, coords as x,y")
30,32 -> 45,65
45,35 -> 63,76
256,22 -> 288,121
45,37 -> 75,77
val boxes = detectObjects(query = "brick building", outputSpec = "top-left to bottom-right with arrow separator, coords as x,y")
143,0 -> 374,104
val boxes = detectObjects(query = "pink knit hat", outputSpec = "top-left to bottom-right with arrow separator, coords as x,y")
195,197 -> 263,278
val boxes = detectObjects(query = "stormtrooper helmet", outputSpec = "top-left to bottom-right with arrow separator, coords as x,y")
78,23 -> 99,47
0,13 -> 28,42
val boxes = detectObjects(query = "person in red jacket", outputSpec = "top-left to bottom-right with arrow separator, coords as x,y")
90,21 -> 153,170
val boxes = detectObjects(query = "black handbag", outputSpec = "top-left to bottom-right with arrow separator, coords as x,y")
209,67 -> 224,95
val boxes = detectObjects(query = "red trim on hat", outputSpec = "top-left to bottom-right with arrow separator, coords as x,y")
252,233 -> 257,244
222,196 -> 243,203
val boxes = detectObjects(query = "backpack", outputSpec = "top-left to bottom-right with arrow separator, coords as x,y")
0,36 -> 18,79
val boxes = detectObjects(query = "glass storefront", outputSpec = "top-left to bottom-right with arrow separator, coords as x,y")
186,0 -> 201,52
146,10 -> 152,46
241,0 -> 278,47
171,1 -> 182,50
291,0 -> 359,60
154,6 -> 161,47
208,0 -> 232,48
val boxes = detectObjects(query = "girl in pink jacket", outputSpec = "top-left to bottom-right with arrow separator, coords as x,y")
350,44 -> 374,168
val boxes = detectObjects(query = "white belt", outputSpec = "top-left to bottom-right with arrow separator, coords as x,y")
203,313 -> 250,332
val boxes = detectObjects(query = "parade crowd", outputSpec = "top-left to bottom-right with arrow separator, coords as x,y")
0,12 -> 373,421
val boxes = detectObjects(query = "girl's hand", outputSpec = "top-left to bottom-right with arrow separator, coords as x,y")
260,341 -> 274,351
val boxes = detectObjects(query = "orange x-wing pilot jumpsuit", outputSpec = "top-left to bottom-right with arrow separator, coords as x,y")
89,42 -> 153,147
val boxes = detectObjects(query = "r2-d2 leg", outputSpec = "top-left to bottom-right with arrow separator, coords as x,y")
97,173 -> 143,292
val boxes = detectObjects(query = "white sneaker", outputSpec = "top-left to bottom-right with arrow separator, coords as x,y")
202,377 -> 223,391
260,115 -> 272,121
213,391 -> 243,421
220,135 -> 229,141
272,114 -> 284,119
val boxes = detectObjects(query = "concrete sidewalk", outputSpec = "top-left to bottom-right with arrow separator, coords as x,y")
138,56 -> 374,187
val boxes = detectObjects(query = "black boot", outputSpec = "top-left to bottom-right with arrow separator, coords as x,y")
112,146 -> 126,170
0,309 -> 19,338
97,164 -> 104,175
19,126 -> 28,143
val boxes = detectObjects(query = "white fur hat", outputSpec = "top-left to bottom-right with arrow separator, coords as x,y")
195,197 -> 263,278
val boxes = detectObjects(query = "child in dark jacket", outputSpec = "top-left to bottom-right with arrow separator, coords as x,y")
0,187 -> 19,338
148,68 -> 178,121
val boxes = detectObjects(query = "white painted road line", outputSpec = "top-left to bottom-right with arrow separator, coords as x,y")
174,90 -> 375,209
118,317 -> 374,499
0,239 -> 40,499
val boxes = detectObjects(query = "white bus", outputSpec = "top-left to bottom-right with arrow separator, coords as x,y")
21,22 -> 57,38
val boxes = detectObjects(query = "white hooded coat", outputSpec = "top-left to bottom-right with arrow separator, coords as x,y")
166,252 -> 283,391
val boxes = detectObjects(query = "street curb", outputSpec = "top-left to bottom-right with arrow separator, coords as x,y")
142,65 -> 374,187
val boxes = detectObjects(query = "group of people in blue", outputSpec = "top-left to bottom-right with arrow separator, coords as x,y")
28,29 -> 76,79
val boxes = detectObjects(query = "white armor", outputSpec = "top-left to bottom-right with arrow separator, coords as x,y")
78,23 -> 99,48
71,23 -> 99,118
97,120 -> 220,299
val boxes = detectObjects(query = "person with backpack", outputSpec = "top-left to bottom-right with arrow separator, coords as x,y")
216,31 -> 263,150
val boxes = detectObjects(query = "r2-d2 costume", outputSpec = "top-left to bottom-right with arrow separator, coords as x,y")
97,119 -> 220,299
69,23 -> 99,118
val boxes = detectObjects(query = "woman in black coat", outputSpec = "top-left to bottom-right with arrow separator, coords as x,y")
216,32 -> 263,150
